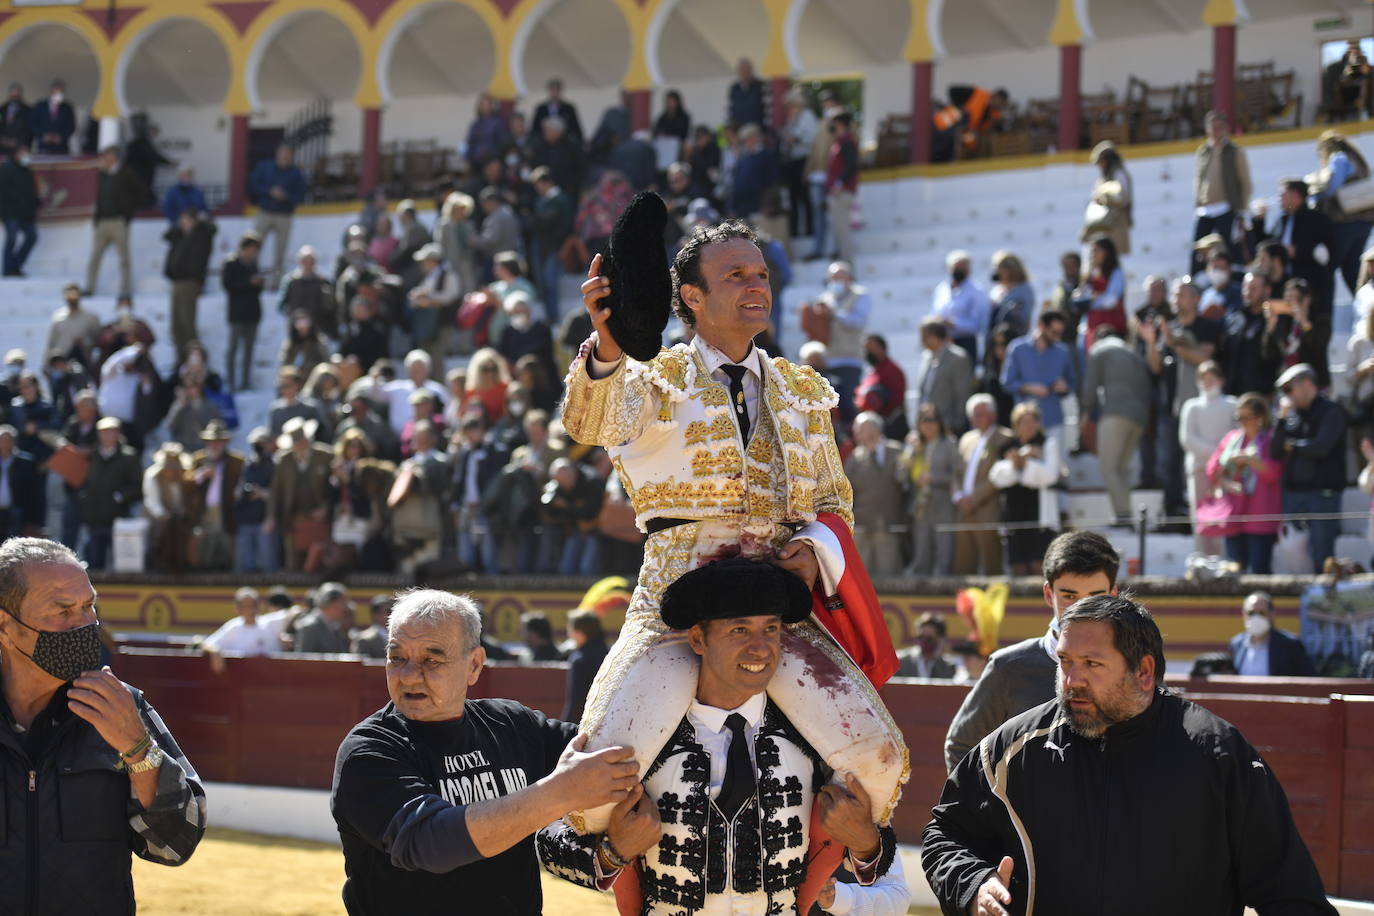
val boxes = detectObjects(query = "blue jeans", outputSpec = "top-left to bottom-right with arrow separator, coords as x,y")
1281,489 -> 1341,572
536,246 -> 562,322
557,529 -> 602,576
84,526 -> 113,571
808,181 -> 828,256
1225,533 -> 1276,574
3,218 -> 36,274
234,523 -> 280,573
457,510 -> 499,574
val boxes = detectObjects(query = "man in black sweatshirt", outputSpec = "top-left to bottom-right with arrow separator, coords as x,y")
221,233 -> 264,391
330,589 -> 640,915
923,594 -> 1334,916
1271,362 -> 1347,572
84,145 -> 143,296
163,208 -> 217,362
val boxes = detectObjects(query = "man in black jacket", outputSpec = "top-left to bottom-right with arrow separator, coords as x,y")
1271,363 -> 1347,572
0,424 -> 42,539
0,82 -> 31,152
944,530 -> 1119,771
0,147 -> 38,276
83,146 -> 144,297
79,417 -> 143,570
330,588 -> 638,916
222,232 -> 265,391
163,208 -> 218,362
1274,178 -> 1336,376
1230,591 -> 1317,677
923,594 -> 1334,916
0,538 -> 206,915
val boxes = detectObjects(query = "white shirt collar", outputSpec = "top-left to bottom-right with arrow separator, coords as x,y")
688,690 -> 767,735
693,335 -> 761,380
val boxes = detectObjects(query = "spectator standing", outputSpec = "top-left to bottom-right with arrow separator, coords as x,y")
1349,302 -> 1374,446
265,417 -> 334,571
913,317 -> 973,438
450,415 -> 502,574
540,457 -> 604,576
164,376 -> 222,453
0,425 -> 42,540
781,89 -> 818,239
531,77 -> 584,145
234,426 -> 278,573
1262,278 -> 1330,390
529,166 -> 573,321
143,443 -> 194,572
1223,272 -> 1279,396
943,529 -> 1119,771
436,192 -> 478,300
1310,130 -> 1372,298
222,233 -> 265,391
844,412 -> 908,576
528,116 -> 586,208
267,367 -> 323,438
1199,249 -> 1243,318
896,612 -> 957,678
465,95 -> 510,167
954,394 -> 1013,575
653,90 -> 691,150
388,420 -> 450,576
727,58 -> 766,127
562,609 -> 607,724
1082,329 -> 1152,525
854,333 -> 908,441
1206,392 -> 1282,573
987,251 -> 1035,339
1274,177 -> 1337,377
1230,591 -> 1317,676
79,417 -> 142,569
0,539 -> 207,908
932,249 -> 989,360
1192,110 -> 1253,272
0,83 -> 30,153
84,146 -> 142,296
29,80 -> 74,153
351,596 -> 393,659
1078,235 -> 1127,351
46,283 -> 101,366
186,419 -> 241,571
0,147 -> 38,276
162,209 -> 217,362
1179,361 -> 1237,556
1001,310 -> 1074,468
278,245 -> 338,339
249,144 -> 306,286
730,123 -> 779,219
161,165 -> 206,224
809,261 -> 871,416
123,113 -> 171,206
294,582 -> 354,654
825,111 -> 859,264
391,200 -> 432,277
407,244 -> 461,368
988,402 -> 1059,575
1082,140 -> 1132,254
520,612 -> 565,662
202,588 -> 282,672
473,187 -> 522,274
383,350 -> 449,437
979,323 -> 1017,427
338,296 -> 389,375
1271,363 -> 1348,572
56,390 -> 98,547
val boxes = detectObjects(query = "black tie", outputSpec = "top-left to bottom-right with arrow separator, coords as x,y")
716,713 -> 755,821
720,364 -> 751,444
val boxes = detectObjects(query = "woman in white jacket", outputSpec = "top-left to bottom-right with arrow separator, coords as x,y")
989,401 -> 1061,575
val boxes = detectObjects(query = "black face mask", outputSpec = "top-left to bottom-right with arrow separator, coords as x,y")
3,609 -> 102,682
951,269 -> 968,284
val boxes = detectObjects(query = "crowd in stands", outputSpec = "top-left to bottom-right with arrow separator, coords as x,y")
0,65 -> 1371,582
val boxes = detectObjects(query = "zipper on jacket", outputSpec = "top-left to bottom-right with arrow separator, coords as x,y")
26,768 -> 37,916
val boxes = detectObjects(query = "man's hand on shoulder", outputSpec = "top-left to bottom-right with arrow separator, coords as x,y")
546,733 -> 640,812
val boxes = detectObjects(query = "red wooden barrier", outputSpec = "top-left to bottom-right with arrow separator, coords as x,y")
110,650 -> 1372,900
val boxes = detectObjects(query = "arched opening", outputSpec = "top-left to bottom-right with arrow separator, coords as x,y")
119,18 -> 232,202
0,22 -> 101,153
380,1 -> 496,156
514,0 -> 632,123
794,0 -> 909,75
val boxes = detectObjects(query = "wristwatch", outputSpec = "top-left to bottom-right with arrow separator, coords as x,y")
125,742 -> 164,774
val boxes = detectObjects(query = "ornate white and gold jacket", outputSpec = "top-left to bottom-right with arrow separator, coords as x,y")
559,335 -> 908,836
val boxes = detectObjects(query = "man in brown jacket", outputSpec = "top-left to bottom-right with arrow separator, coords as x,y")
188,419 -> 244,570
953,393 -> 1013,575
264,416 -> 333,570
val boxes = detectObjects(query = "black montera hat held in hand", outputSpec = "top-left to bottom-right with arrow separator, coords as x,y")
601,190 -> 671,361
660,557 -> 813,630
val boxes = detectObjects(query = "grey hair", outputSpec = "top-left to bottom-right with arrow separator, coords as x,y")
965,392 -> 996,419
316,581 -> 347,607
0,538 -> 82,619
387,589 -> 483,651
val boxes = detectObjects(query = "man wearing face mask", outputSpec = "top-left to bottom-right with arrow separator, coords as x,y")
809,261 -> 871,422
1230,591 -> 1316,677
30,79 -> 75,154
0,146 -> 38,277
932,250 -> 990,361
0,538 -> 207,912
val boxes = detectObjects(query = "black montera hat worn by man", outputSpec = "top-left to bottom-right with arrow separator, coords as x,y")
660,557 -> 813,630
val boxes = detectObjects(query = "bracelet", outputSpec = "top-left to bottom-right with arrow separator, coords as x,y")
119,731 -> 151,761
597,834 -> 629,871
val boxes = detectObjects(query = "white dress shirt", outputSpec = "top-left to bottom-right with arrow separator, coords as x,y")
202,615 -> 280,656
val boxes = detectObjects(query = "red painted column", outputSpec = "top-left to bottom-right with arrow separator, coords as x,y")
226,114 -> 249,214
1211,24 -> 1236,126
360,106 -> 382,194
910,60 -> 933,164
623,89 -> 651,132
769,76 -> 791,131
1057,43 -> 1082,152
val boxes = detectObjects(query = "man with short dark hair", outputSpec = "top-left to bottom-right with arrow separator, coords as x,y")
854,333 -> 908,440
84,146 -> 142,297
924,594 -> 1334,916
79,417 -> 142,569
1082,327 -> 1152,524
531,77 -> 584,145
727,58 -> 766,128
915,317 -> 974,436
896,612 -> 956,679
31,79 -> 74,154
0,145 -> 39,276
1230,591 -> 1317,677
562,609 -> 607,724
162,207 -> 218,361
351,596 -> 392,659
250,144 -> 306,286
294,582 -> 354,654
521,612 -> 565,662
1001,310 -> 1074,464
331,588 -> 636,914
222,233 -> 265,391
1271,363 -> 1347,571
944,530 -> 1119,771
1274,177 -> 1337,381
0,538 -> 206,911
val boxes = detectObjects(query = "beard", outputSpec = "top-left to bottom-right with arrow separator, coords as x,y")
1056,673 -> 1150,738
